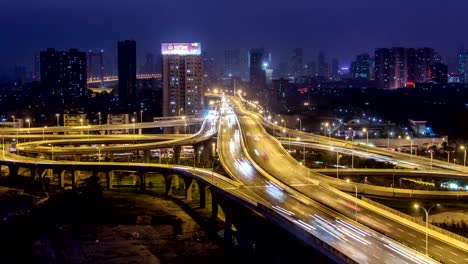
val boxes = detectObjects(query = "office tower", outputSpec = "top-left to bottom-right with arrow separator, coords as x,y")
118,40 -> 137,101
331,58 -> 339,80
33,54 -> 40,80
317,51 -> 329,78
291,48 -> 303,79
203,52 -> 215,86
40,48 -> 87,101
162,42 -> 204,117
143,53 -> 155,74
88,50 -> 104,86
249,48 -> 266,90
351,53 -> 371,80
458,49 -> 468,82
224,49 -> 241,77
375,47 -> 435,89
305,61 -> 317,76
431,63 -> 448,85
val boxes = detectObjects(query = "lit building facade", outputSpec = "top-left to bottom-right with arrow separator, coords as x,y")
162,43 -> 204,117
40,48 -> 87,101
351,53 -> 371,80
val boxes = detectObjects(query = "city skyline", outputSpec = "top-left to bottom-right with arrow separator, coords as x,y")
2,0 -> 468,74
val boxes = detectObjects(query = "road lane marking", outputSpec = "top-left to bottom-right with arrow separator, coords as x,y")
449,251 -> 459,256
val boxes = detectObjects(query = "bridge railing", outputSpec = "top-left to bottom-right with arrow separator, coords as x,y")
361,197 -> 468,245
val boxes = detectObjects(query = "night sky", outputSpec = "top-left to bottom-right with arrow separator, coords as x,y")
1,0 -> 468,74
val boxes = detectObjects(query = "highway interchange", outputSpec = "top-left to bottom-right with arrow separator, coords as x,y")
1,96 -> 468,262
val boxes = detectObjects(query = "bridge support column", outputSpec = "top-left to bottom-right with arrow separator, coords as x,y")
144,150 -> 150,163
105,171 -> 114,190
139,171 -> 147,192
173,175 -> 180,189
58,170 -> 65,188
163,174 -> 173,196
173,146 -> 181,164
224,208 -> 233,244
210,190 -> 219,222
198,182 -> 206,208
72,170 -> 79,192
184,177 -> 195,201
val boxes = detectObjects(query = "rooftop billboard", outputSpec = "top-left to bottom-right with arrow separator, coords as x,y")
161,43 -> 201,56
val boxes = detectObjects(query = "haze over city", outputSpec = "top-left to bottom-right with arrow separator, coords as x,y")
2,0 -> 468,73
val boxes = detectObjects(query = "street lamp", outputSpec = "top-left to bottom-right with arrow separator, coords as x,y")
387,132 -> 393,149
274,121 -> 278,137
460,146 -> 466,167
406,136 -> 413,160
346,179 -> 358,221
297,118 -> 302,131
140,110 -> 143,123
48,144 -> 54,160
56,113 -> 60,126
132,118 -> 136,144
414,203 -> 440,256
1,133 -> 4,158
429,150 -> 433,171
178,108 -> 184,116
11,115 -> 15,125
42,126 -> 47,141
26,119 -> 31,141
182,116 -> 186,134
362,128 -> 368,146
98,112 -> 101,125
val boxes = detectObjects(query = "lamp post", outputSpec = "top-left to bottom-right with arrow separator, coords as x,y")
430,150 -> 433,171
132,118 -> 136,144
387,132 -> 393,149
446,151 -> 450,163
346,179 -> 358,221
48,144 -> 54,160
79,118 -> 83,135
182,116 -> 186,134
98,112 -> 101,125
406,136 -> 413,160
140,110 -> 143,123
26,119 -> 31,141
414,203 -> 440,256
178,108 -> 184,116
42,126 -> 47,141
11,115 -> 15,125
362,128 -> 368,146
56,113 -> 60,126
297,118 -> 302,131
460,146 -> 466,167
274,121 -> 278,137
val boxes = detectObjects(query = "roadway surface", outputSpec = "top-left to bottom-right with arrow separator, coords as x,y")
218,99 -> 437,263
233,96 -> 468,263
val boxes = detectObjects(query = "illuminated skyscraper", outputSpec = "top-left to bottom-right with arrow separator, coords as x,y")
431,63 -> 448,85
351,54 -> 371,80
458,49 -> 468,82
40,48 -> 87,101
162,43 -> 204,117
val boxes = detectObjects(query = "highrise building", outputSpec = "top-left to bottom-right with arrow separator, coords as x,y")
375,47 -> 435,89
458,49 -> 468,82
162,42 -> 204,117
430,63 -> 448,85
351,53 -> 371,80
305,61 -> 316,76
224,49 -> 241,77
249,48 -> 266,90
33,54 -> 40,80
291,48 -> 303,79
317,51 -> 329,78
118,40 -> 137,101
331,58 -> 339,80
143,53 -> 155,74
40,48 -> 87,101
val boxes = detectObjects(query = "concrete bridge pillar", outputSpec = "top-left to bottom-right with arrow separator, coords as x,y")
198,181 -> 207,208
173,146 -> 181,164
163,174 -> 173,196
72,170 -> 79,191
109,152 -> 114,162
8,165 -> 19,178
210,190 -> 219,222
144,150 -> 150,163
183,177 -> 195,201
58,170 -> 65,188
139,171 -> 147,192
224,208 -> 234,244
105,171 -> 114,190
173,175 -> 180,189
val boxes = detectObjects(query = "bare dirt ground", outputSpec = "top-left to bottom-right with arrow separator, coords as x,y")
30,191 -> 241,264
